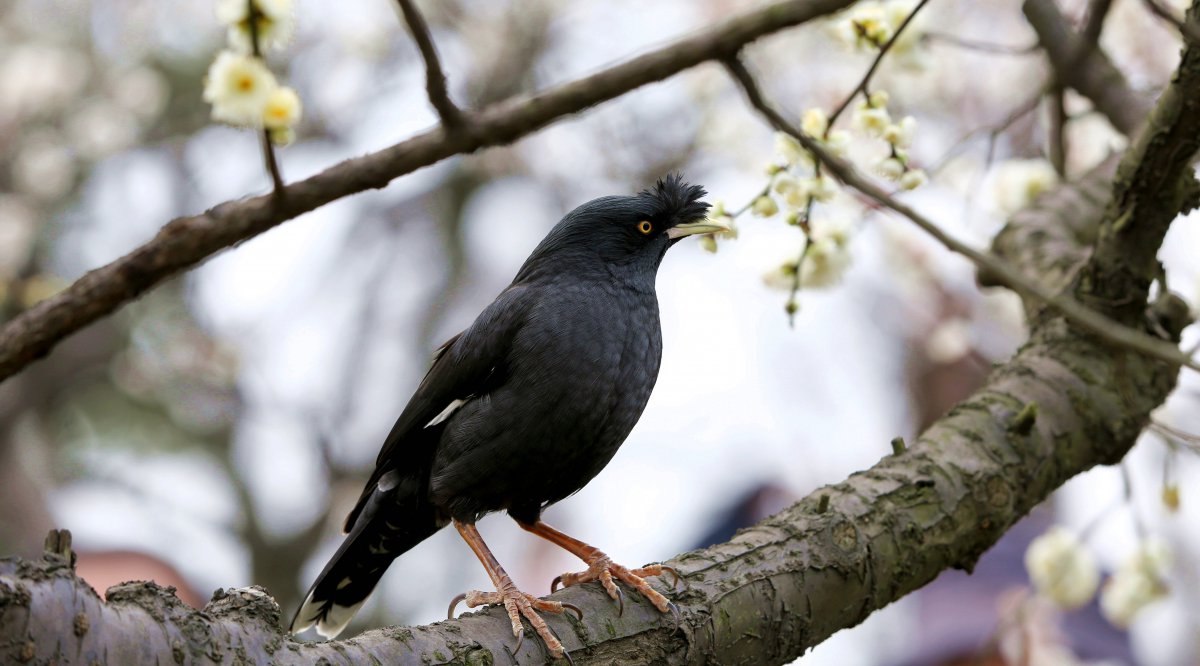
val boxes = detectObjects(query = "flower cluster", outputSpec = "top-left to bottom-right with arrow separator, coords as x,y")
762,216 -> 854,298
1025,527 -> 1174,628
203,0 -> 301,145
831,1 -> 923,53
697,201 -> 738,254
853,91 -> 925,190
1100,540 -> 1171,627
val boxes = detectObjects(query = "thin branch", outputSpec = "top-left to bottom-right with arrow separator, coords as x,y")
930,85 -> 1044,174
0,0 -> 859,385
247,0 -> 285,194
1080,0 -> 1114,50
1047,83 -> 1067,176
723,56 -> 1199,373
921,32 -> 1039,55
826,0 -> 931,128
1142,0 -> 1200,44
394,0 -> 463,128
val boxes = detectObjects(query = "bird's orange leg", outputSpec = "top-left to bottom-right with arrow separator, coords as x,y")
517,520 -> 676,615
452,519 -> 577,659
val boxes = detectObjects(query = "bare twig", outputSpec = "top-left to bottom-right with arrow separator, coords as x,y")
931,86 -> 1044,174
394,0 -> 463,128
1142,0 -> 1200,44
1047,84 -> 1067,176
826,0 -> 931,128
0,0 -> 858,385
1080,0 -> 1114,50
723,56 -> 1198,373
921,32 -> 1039,55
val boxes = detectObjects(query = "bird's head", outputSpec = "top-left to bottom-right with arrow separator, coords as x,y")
517,174 -> 727,283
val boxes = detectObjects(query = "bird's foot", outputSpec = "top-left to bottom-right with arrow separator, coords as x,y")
552,556 -> 676,615
449,585 -> 581,659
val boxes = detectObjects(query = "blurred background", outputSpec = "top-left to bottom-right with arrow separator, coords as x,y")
1,0 -> 1199,663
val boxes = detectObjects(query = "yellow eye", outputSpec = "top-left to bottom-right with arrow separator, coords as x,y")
637,220 -> 653,235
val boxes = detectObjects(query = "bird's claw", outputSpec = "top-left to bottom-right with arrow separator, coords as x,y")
658,564 -> 683,589
447,592 -> 468,619
561,602 -> 585,621
555,556 -> 674,614
453,587 -> 571,658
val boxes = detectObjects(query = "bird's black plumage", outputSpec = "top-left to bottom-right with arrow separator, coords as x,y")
292,175 -> 710,639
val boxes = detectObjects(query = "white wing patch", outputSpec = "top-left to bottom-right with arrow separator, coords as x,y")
425,397 -> 471,428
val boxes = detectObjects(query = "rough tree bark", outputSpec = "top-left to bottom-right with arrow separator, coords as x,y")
3,2 -> 1199,665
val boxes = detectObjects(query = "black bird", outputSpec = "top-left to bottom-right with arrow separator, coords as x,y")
291,175 -> 723,657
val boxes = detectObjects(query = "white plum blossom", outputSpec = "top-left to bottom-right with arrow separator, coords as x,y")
1024,527 -> 1099,610
824,129 -> 851,156
775,132 -> 808,167
806,175 -> 837,203
1100,540 -> 1171,628
800,237 -> 852,288
832,2 -> 893,50
801,107 -> 829,137
262,86 -> 302,144
751,195 -> 779,218
217,0 -> 296,53
853,100 -> 891,136
883,115 -> 917,148
876,156 -> 906,180
203,50 -> 278,127
899,168 -> 927,190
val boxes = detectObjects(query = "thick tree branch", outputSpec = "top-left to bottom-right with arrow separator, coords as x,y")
1084,2 -> 1200,315
1022,0 -> 1152,135
394,0 -> 463,128
0,0 -> 858,386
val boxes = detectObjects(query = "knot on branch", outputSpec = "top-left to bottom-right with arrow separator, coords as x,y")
206,586 -> 283,628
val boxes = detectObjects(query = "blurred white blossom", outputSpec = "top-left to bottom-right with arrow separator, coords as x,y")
775,132 -> 808,167
1024,527 -> 1100,609
800,237 -> 852,288
111,67 -> 170,121
853,99 -> 891,136
217,0 -> 296,53
832,2 -> 893,50
899,168 -> 927,190
13,134 -> 76,200
801,107 -> 829,137
991,159 -> 1059,214
1101,540 -> 1171,628
883,115 -> 917,148
925,318 -> 971,363
751,195 -> 779,218
67,99 -> 139,160
0,43 -> 88,120
876,156 -> 905,180
0,196 -> 36,279
203,50 -> 278,127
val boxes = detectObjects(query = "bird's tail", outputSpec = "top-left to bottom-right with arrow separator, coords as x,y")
290,477 -> 441,639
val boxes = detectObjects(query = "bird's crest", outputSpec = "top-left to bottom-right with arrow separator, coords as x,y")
640,173 -> 709,223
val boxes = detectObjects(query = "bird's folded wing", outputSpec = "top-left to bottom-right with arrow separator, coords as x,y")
342,285 -> 529,531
